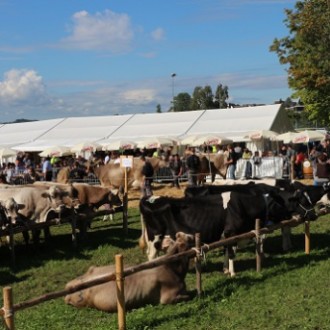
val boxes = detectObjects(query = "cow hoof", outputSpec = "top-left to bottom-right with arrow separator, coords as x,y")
223,268 -> 230,275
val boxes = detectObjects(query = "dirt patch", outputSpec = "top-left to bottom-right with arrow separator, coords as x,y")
128,182 -> 186,208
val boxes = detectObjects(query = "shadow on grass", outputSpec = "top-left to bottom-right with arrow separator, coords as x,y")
194,231 -> 330,302
0,216 -> 142,279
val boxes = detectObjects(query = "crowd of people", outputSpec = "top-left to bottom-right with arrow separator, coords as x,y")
0,152 -> 96,185
1,139 -> 329,190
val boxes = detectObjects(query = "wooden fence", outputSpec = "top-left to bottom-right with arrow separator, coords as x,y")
0,206 -> 124,268
0,215 -> 317,330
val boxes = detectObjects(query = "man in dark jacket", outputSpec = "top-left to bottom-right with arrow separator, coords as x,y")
141,156 -> 154,197
185,148 -> 200,186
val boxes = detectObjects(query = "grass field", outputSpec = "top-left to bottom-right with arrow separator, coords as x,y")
1,198 -> 330,330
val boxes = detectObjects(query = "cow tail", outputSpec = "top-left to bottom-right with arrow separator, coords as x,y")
139,213 -> 147,251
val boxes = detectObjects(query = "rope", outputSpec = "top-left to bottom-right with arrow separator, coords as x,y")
192,247 -> 207,263
2,307 -> 13,318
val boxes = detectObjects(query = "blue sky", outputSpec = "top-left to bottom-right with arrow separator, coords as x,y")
0,0 -> 296,121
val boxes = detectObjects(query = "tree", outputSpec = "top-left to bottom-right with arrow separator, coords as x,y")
190,85 -> 214,110
156,104 -> 162,113
214,84 -> 229,109
173,92 -> 191,112
270,0 -> 330,126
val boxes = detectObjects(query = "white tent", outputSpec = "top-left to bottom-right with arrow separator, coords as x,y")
3,104 -> 292,152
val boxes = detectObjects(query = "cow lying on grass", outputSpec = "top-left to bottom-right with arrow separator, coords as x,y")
64,232 -> 194,312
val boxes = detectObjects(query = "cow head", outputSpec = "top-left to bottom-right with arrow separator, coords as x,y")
41,186 -> 74,213
170,232 -> 194,253
287,190 -> 318,221
0,198 -> 25,226
108,189 -> 122,207
166,232 -> 194,277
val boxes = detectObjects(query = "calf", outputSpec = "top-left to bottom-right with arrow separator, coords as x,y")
64,232 -> 194,312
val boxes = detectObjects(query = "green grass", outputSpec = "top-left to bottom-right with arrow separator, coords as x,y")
1,209 -> 330,330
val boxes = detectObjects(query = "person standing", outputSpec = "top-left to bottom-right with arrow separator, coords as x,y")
286,144 -> 296,180
42,157 -> 53,181
185,148 -> 200,186
141,156 -> 154,197
169,154 -> 183,188
225,145 -> 238,180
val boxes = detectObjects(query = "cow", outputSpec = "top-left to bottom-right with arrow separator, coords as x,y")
0,198 -> 25,226
92,156 -> 167,190
185,181 -> 282,198
185,181 -> 319,250
0,198 -> 30,246
32,181 -> 122,238
139,194 -> 226,260
140,181 -> 318,277
33,182 -> 122,217
64,232 -> 194,312
219,187 -> 317,276
0,185 -> 76,244
0,186 -> 74,223
289,181 -> 330,209
186,153 -> 227,185
201,153 -> 228,181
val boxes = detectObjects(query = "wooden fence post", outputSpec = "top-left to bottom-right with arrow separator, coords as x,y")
255,219 -> 262,273
305,221 -> 310,255
116,254 -> 126,330
122,167 -> 128,235
194,233 -> 202,297
3,286 -> 15,330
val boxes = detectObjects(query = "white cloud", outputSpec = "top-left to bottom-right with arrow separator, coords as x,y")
59,9 -> 134,52
121,89 -> 156,104
0,69 -> 50,106
151,28 -> 165,41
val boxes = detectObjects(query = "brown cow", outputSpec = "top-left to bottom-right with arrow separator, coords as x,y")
32,181 -> 122,237
93,157 -> 168,190
192,153 -> 228,184
64,232 -> 194,312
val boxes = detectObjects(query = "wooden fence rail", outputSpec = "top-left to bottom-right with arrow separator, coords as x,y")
0,215 -> 316,329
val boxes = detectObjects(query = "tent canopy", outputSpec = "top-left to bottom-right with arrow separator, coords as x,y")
4,104 -> 291,152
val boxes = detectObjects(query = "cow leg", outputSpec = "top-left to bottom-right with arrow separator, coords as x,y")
138,214 -> 147,251
76,215 -> 89,242
282,227 -> 292,252
102,213 -> 114,222
147,238 -> 160,261
223,246 -> 236,277
211,173 -> 216,183
101,203 -> 115,222
43,226 -> 51,242
22,230 -> 30,245
71,215 -> 77,248
32,229 -> 41,245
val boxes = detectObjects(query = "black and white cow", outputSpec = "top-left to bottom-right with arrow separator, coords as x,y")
139,195 -> 226,260
185,181 -> 320,276
139,182 -> 316,261
221,188 -> 317,276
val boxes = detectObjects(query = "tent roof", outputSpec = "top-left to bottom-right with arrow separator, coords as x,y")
109,110 -> 205,139
6,104 -> 290,152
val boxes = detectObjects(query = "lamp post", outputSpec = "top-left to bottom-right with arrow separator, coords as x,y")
171,73 -> 176,111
